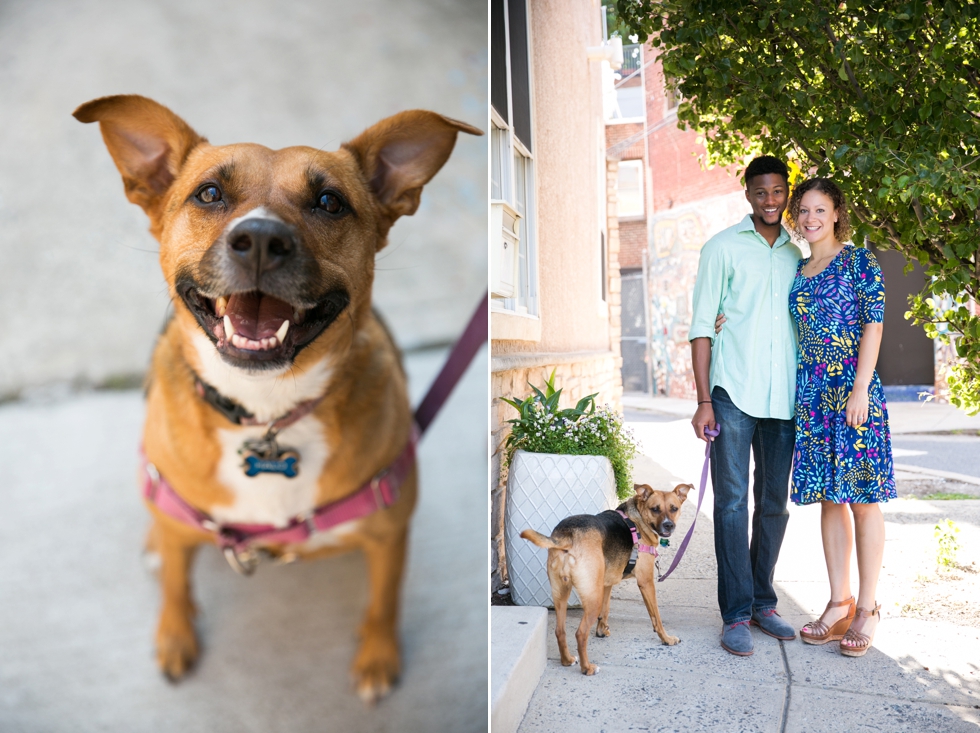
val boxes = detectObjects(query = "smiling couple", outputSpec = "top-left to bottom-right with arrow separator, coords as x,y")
689,157 -> 896,658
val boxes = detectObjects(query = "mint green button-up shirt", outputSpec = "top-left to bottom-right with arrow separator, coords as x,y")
689,215 -> 802,420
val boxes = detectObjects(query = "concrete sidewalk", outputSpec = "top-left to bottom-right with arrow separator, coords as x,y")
0,347 -> 488,733
493,406 -> 980,732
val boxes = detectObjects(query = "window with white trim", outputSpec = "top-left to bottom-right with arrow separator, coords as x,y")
613,86 -> 644,121
491,0 -> 537,316
617,159 -> 644,218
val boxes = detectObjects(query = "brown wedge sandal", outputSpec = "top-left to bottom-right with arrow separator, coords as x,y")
800,597 -> 855,645
840,603 -> 881,658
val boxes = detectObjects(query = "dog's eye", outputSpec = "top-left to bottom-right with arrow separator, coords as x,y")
317,191 -> 346,215
652,506 -> 661,513
670,505 -> 678,512
196,185 -> 222,204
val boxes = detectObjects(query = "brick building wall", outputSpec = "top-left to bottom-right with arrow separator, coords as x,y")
644,46 -> 741,213
606,121 -> 645,160
618,219 -> 647,270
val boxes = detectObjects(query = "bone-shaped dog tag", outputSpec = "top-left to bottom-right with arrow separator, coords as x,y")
239,433 -> 300,478
242,452 -> 299,478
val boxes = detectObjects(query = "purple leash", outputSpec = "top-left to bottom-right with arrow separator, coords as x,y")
413,291 -> 488,435
658,424 -> 720,582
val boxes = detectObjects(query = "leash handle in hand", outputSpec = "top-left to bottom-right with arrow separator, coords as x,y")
658,424 -> 719,582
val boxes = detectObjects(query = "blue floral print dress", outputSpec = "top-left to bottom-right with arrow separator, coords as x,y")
789,245 -> 896,504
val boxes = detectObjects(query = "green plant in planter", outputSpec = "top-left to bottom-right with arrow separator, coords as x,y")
502,371 -> 638,500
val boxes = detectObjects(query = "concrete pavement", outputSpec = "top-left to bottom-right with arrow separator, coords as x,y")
0,346 -> 488,733
493,396 -> 980,732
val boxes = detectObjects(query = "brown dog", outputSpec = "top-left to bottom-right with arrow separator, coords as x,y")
521,482 -> 693,675
73,95 -> 480,702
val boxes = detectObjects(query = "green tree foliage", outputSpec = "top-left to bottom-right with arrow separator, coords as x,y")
616,1 -> 980,413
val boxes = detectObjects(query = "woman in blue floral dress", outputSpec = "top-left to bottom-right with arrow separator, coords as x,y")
788,178 -> 894,657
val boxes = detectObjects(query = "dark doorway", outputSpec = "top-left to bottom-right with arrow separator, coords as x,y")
872,246 -> 934,386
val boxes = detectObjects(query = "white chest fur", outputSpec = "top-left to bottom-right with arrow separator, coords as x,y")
210,413 -> 329,527
189,332 -> 333,423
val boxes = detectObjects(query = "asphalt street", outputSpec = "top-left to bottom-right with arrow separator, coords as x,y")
624,407 -> 980,479
892,433 -> 980,478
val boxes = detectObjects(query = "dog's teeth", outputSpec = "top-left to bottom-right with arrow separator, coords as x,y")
268,336 -> 278,349
215,296 -> 228,317
224,315 -> 235,338
275,320 -> 289,343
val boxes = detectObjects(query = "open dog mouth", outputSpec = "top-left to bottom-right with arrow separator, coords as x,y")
178,282 -> 349,368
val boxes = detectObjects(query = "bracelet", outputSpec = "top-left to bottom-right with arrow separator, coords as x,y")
698,400 -> 712,404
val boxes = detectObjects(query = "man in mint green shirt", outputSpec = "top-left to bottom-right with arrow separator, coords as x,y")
689,156 -> 802,656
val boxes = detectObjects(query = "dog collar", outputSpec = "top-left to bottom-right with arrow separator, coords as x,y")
194,376 -> 324,430
141,425 -> 418,576
617,509 -> 659,577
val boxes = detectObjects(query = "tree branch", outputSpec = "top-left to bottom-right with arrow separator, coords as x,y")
822,18 -> 865,100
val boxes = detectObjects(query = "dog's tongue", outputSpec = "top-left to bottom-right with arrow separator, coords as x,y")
225,292 -> 291,340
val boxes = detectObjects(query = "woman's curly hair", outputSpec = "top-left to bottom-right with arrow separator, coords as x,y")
787,177 -> 852,242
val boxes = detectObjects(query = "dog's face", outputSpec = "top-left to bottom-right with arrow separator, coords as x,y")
633,483 -> 693,538
74,95 -> 481,372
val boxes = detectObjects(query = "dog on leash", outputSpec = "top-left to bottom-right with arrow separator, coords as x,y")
521,482 -> 693,675
73,95 -> 480,702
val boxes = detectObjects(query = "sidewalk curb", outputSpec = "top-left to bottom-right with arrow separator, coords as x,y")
491,606 -> 547,733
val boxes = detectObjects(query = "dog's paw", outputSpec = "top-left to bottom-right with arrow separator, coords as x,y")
582,663 -> 599,676
661,635 -> 680,646
155,615 -> 199,681
595,623 -> 611,638
351,635 -> 400,705
560,654 -> 578,667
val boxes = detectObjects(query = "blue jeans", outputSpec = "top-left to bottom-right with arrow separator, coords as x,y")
710,387 -> 794,625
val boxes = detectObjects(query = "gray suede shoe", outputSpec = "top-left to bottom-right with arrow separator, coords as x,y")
751,608 -> 796,640
720,620 -> 754,656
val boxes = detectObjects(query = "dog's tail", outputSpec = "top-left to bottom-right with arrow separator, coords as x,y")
520,529 -> 572,550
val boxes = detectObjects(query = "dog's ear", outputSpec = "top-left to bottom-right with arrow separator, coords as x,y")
634,483 -> 654,501
344,110 -> 483,240
673,483 -> 695,500
73,95 -> 205,220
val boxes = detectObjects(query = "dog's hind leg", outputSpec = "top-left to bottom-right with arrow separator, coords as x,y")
153,518 -> 203,681
550,559 -> 577,667
596,584 -> 613,638
574,576 -> 603,675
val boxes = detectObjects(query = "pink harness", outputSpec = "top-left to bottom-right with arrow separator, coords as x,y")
142,292 -> 488,575
616,509 -> 660,557
143,427 -> 417,574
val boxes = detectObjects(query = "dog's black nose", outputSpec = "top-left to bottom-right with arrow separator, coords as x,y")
227,218 -> 296,275
662,520 -> 675,533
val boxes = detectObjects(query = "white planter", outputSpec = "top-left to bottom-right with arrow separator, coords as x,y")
504,451 -> 618,607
